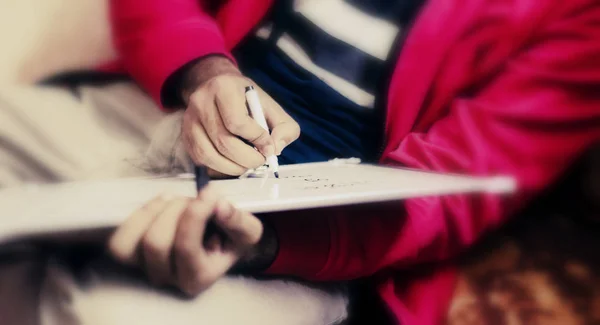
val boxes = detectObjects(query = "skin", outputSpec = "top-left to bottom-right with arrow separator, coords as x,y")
180,56 -> 300,177
108,186 -> 267,296
109,55 -> 297,296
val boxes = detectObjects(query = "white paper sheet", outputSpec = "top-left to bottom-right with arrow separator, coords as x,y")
0,160 -> 516,244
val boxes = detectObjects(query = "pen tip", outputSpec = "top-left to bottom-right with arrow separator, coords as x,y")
274,171 -> 280,178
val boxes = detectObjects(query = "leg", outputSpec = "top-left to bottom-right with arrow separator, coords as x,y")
40,256 -> 348,325
0,82 -> 176,325
0,82 -> 188,186
0,83 -> 349,325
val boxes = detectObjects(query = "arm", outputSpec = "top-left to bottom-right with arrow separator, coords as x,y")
263,3 -> 600,281
109,0 -> 234,108
111,1 -> 300,177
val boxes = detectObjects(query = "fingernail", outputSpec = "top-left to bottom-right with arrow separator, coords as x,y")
275,140 -> 287,155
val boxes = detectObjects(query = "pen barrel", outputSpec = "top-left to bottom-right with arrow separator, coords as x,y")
246,89 -> 269,131
245,87 -> 280,174
266,155 -> 279,170
194,165 -> 210,191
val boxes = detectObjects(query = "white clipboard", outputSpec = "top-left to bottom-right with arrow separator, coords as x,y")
0,159 -> 516,244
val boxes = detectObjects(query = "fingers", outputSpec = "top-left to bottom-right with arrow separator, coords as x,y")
108,195 -> 171,265
171,189 -> 240,296
141,198 -> 190,285
207,167 -> 234,179
183,109 -> 247,176
213,81 -> 275,156
183,75 -> 300,176
205,112 -> 266,169
171,189 -> 260,296
109,187 -> 260,297
173,189 -> 219,295
270,121 -> 301,155
214,199 -> 263,248
260,90 -> 300,155
108,196 -> 192,286
187,89 -> 266,171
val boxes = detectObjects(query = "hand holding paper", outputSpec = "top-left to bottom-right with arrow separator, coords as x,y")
109,186 -> 267,295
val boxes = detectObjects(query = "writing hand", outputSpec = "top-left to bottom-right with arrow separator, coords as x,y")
180,56 -> 300,177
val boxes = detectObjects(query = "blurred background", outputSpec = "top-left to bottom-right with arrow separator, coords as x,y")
0,0 -> 115,85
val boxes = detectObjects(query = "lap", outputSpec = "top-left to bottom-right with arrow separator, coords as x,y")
0,82 -> 350,325
40,256 -> 348,325
0,82 -> 189,186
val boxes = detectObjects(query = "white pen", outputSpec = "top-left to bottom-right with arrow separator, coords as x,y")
245,86 -> 280,178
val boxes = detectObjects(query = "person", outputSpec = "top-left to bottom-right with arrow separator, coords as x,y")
0,0 -> 599,324
103,0 -> 600,323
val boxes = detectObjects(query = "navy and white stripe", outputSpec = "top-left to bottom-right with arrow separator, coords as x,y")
234,0 -> 422,164
253,0 -> 414,108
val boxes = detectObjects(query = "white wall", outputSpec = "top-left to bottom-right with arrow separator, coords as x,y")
0,0 -> 116,84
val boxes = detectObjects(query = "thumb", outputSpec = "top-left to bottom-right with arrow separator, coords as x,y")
270,121 -> 300,156
258,87 -> 300,156
213,199 -> 263,249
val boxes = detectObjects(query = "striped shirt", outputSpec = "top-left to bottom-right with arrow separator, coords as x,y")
235,0 -> 423,163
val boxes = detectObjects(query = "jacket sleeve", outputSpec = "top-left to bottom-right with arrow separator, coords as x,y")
109,0 -> 233,108
264,3 -> 600,281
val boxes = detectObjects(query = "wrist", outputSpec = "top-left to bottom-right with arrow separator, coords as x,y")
232,219 -> 278,274
180,55 -> 242,105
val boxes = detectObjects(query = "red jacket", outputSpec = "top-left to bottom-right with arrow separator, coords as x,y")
108,0 -> 600,323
